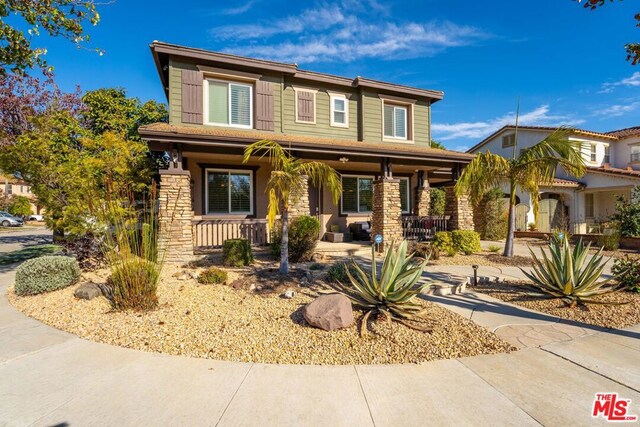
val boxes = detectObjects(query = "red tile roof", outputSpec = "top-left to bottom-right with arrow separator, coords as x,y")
587,166 -> 640,180
606,126 -> 640,139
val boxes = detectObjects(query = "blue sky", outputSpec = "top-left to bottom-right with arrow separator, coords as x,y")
33,0 -> 640,151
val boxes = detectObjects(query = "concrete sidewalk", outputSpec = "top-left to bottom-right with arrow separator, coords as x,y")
2,267 -> 640,426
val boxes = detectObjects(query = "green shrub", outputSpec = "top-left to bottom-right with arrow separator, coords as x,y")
337,240 -> 431,335
612,186 -> 640,237
409,241 -> 439,260
434,231 -> 454,253
271,215 -> 320,263
14,255 -> 81,296
451,230 -> 481,255
487,245 -> 502,253
198,267 -> 228,284
326,262 -> 358,283
309,263 -> 324,271
597,232 -> 620,251
521,235 -> 622,306
429,188 -> 446,216
108,258 -> 159,311
612,255 -> 640,292
223,239 -> 253,267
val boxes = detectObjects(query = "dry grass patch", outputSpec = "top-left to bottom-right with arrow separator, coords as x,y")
473,281 -> 640,329
7,264 -> 515,365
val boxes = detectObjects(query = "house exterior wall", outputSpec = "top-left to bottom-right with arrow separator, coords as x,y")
167,59 -> 432,146
616,135 -> 640,170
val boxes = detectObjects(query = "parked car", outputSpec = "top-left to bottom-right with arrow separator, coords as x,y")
27,214 -> 44,221
0,211 -> 24,227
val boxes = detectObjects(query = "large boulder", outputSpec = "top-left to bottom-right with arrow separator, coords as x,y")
74,282 -> 103,300
303,294 -> 354,331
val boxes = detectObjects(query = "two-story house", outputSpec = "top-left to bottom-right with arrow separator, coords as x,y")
139,42 -> 476,262
467,125 -> 640,234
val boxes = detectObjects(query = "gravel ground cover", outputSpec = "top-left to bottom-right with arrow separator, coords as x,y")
7,263 -> 515,365
472,280 -> 640,329
430,253 -> 532,268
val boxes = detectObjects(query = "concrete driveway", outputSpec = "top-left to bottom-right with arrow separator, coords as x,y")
0,226 -> 52,254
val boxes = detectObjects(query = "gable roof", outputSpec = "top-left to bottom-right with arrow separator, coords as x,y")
467,125 -> 620,153
150,41 -> 444,103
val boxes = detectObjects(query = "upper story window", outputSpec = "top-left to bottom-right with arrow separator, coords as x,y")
294,87 -> 316,124
590,143 -> 597,162
604,145 -> 610,164
204,79 -> 253,128
206,169 -> 253,215
631,146 -> 640,163
341,176 -> 373,214
502,134 -> 516,148
330,93 -> 349,127
383,103 -> 408,140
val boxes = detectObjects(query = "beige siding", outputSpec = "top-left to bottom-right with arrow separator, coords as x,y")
414,100 -> 430,146
362,91 -> 382,142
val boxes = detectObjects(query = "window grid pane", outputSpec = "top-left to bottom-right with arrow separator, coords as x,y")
230,84 -> 251,126
208,172 -> 229,213
208,81 -> 229,124
230,173 -> 251,212
384,105 -> 394,137
358,178 -> 373,212
399,178 -> 408,212
333,111 -> 346,124
394,107 -> 407,138
342,177 -> 358,212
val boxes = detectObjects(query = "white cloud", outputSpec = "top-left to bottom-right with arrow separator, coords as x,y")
431,105 -> 586,141
210,2 -> 488,63
597,101 -> 640,118
217,0 -> 258,16
600,72 -> 640,93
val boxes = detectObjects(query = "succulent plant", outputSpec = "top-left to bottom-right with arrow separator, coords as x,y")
337,240 -> 432,335
520,235 -> 624,306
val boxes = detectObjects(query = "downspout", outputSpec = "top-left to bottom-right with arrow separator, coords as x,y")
428,99 -> 432,147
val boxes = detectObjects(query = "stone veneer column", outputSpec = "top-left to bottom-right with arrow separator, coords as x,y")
371,178 -> 403,251
287,174 -> 310,218
444,186 -> 474,231
158,170 -> 194,263
415,182 -> 431,217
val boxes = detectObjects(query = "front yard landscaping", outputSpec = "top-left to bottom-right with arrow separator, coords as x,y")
8,259 -> 516,365
472,280 -> 640,329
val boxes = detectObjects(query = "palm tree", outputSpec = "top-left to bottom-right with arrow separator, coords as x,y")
243,140 -> 342,274
455,126 -> 586,257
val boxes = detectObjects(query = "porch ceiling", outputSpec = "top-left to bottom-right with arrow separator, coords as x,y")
139,123 -> 474,167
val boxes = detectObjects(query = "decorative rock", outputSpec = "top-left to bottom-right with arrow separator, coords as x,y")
302,294 -> 354,331
172,271 -> 190,281
74,282 -> 102,300
311,253 -> 325,262
282,290 -> 295,299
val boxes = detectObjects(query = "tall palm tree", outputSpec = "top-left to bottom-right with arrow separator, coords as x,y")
455,126 -> 586,257
243,140 -> 341,274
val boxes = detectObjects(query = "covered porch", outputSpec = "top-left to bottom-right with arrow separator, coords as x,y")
140,124 -> 476,262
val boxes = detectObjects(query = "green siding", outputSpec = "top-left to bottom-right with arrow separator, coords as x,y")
280,81 -> 358,140
166,59 -> 431,144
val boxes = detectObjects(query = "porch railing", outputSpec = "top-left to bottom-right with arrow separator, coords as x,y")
192,219 -> 270,251
401,216 -> 449,241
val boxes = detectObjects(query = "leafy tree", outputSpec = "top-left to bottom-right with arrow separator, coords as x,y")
243,140 -> 341,274
8,195 -> 31,217
455,127 -> 585,257
82,88 -> 168,141
430,139 -> 446,149
0,0 -> 102,75
612,186 -> 640,237
576,0 -> 640,65
476,188 -> 508,241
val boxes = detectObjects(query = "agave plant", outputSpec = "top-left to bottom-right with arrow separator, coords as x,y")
337,240 -> 432,335
520,235 -> 624,306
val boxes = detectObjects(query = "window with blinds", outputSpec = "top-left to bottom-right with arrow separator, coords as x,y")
383,103 -> 408,139
330,94 -> 348,127
205,80 -> 253,128
399,178 -> 409,213
341,176 -> 373,213
207,170 -> 253,214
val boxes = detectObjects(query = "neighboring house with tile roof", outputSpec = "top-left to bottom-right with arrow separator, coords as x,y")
140,42 -> 477,260
0,174 -> 40,216
467,125 -> 640,234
